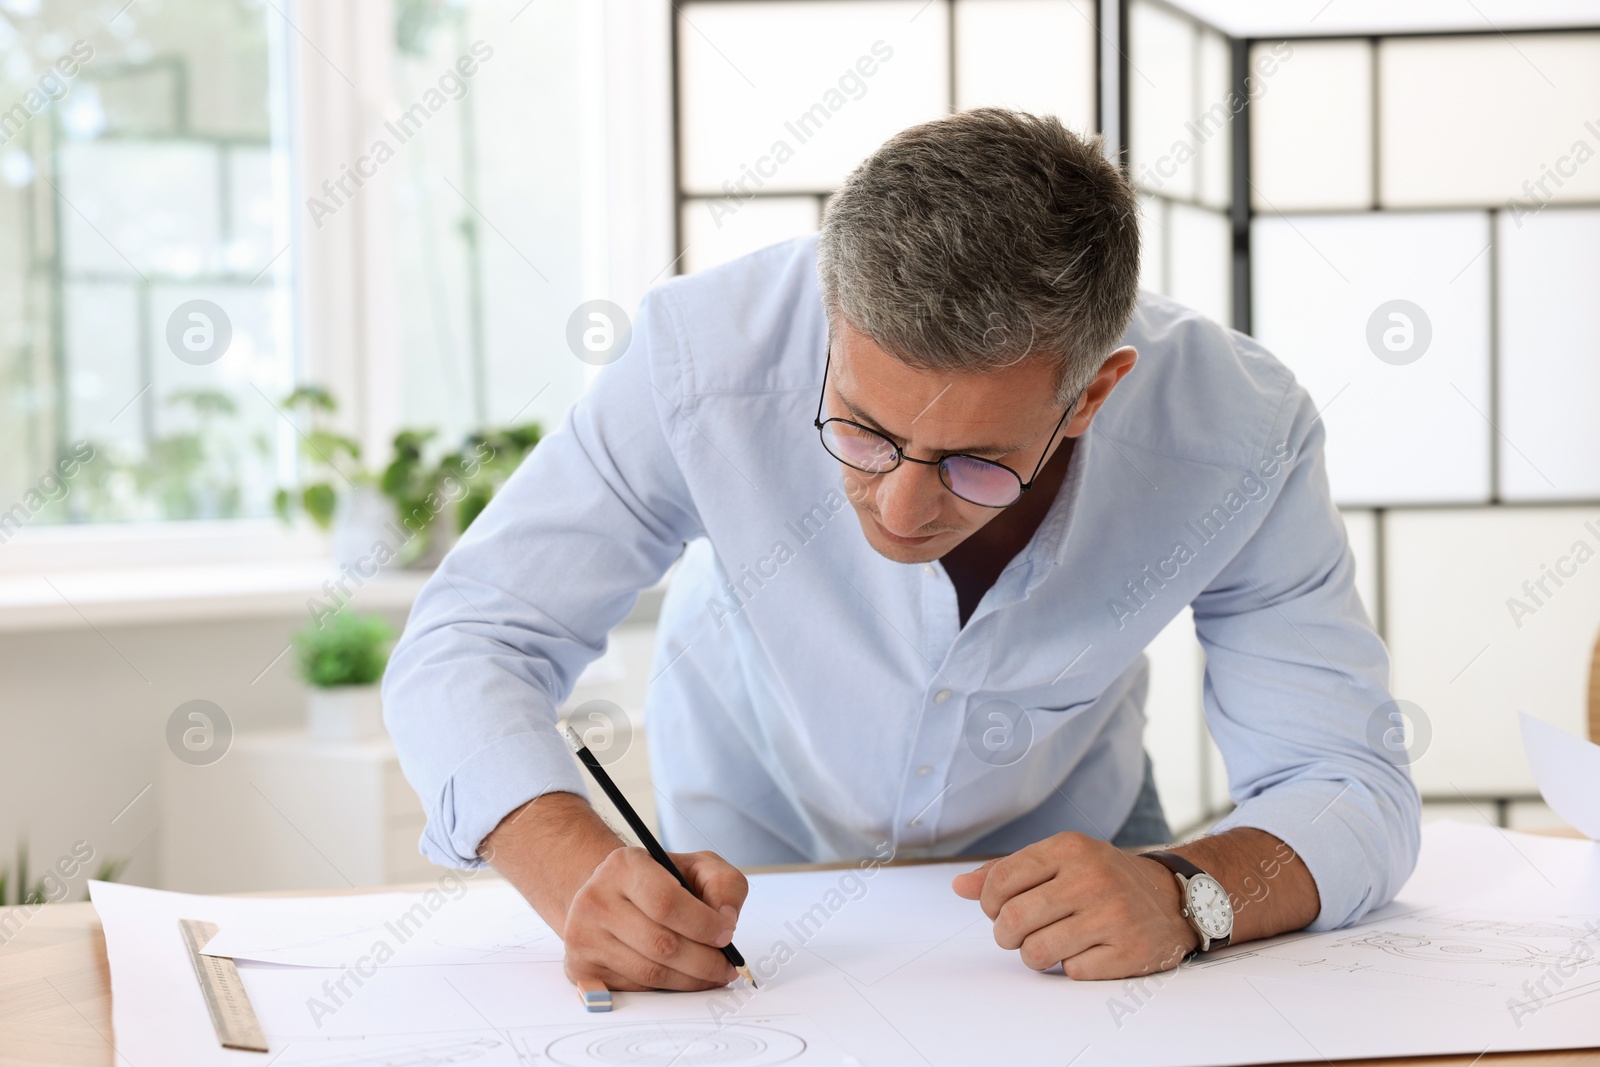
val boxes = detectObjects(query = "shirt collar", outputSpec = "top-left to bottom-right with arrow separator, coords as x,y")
1022,426 -> 1096,590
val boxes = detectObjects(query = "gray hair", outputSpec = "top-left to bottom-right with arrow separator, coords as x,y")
817,108 -> 1142,407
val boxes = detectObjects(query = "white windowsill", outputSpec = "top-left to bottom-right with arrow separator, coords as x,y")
0,519 -> 330,574
0,529 -> 676,632
0,561 -> 434,633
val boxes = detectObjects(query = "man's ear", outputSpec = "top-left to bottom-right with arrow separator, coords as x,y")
1065,346 -> 1137,437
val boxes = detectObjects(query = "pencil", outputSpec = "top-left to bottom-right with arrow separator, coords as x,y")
562,725 -> 757,989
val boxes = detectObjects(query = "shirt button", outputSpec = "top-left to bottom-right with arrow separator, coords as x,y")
933,689 -> 952,703
915,765 -> 933,776
921,564 -> 935,576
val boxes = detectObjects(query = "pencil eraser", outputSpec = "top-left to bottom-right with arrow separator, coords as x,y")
577,984 -> 612,1012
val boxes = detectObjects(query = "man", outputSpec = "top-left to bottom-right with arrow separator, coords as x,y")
384,109 -> 1420,993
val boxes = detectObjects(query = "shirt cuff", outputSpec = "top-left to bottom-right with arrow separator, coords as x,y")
1205,778 -> 1404,932
419,729 -> 590,869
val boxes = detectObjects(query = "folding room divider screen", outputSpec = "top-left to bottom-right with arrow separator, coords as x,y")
668,0 -> 1600,835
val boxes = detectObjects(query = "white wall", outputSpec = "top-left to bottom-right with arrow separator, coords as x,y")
0,611 -> 372,896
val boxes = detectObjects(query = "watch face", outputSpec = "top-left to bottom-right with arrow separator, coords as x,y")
1185,874 -> 1234,938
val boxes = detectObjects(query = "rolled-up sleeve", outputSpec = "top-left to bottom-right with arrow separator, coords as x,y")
1193,387 -> 1421,931
382,291 -> 702,868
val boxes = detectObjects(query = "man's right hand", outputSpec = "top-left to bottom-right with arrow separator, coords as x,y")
563,845 -> 748,990
479,790 -> 750,992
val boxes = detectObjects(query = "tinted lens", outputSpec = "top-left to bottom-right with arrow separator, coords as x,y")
820,420 -> 899,473
941,454 -> 1022,507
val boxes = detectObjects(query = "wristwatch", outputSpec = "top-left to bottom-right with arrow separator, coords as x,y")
1141,850 -> 1233,953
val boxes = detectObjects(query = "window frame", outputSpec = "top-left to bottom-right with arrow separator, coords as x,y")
3,0 -> 397,574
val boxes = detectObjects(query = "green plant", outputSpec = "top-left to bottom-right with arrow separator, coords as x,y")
395,0 -> 460,55
378,427 -> 440,533
450,423 -> 542,533
381,421 -> 542,542
93,857 -> 129,884
0,841 -> 38,906
274,385 -> 364,529
0,841 -> 125,907
273,384 -> 542,555
294,611 -> 395,688
72,388 -> 269,522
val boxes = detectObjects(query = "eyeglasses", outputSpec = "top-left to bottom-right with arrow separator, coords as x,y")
812,337 -> 1078,509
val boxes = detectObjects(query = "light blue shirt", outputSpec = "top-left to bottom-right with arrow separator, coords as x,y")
384,235 -> 1420,933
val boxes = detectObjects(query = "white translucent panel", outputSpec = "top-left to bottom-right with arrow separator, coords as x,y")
1251,212 -> 1492,505
1496,207 -> 1600,501
1151,2 -> 1600,39
1385,508 -> 1600,796
64,283 -> 144,453
147,284 -> 293,518
1143,608 -> 1206,835
224,146 -> 285,279
952,0 -> 1096,133
1380,34 -> 1600,208
678,1 -> 949,195
1340,508 -> 1380,631
1128,0 -> 1196,201
1137,193 -> 1166,295
1193,28 -> 1232,211
58,141 -> 221,277
681,196 -> 822,274
1249,40 -> 1371,212
1165,201 -> 1230,327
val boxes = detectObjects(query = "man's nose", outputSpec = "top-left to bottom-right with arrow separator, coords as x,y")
874,461 -> 944,535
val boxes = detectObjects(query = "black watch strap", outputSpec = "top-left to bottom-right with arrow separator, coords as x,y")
1141,850 -> 1207,881
1142,850 -> 1231,950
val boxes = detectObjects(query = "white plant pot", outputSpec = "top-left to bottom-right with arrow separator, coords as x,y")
331,484 -> 397,572
307,684 -> 385,742
404,517 -> 459,571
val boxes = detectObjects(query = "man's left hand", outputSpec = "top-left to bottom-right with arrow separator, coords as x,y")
952,831 -> 1200,980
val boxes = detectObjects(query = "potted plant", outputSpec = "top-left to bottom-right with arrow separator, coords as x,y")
0,841 -> 126,906
275,384 -> 543,570
271,386 -> 390,569
294,611 -> 395,742
381,422 -> 543,568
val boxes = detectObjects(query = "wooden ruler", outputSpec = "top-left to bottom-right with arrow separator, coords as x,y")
178,919 -> 269,1053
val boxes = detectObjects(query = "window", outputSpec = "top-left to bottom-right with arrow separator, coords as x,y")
0,0 -> 596,552
387,1 -> 588,444
1,0 -> 294,526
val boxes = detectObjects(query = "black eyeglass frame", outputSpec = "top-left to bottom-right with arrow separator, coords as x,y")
812,336 -> 1080,509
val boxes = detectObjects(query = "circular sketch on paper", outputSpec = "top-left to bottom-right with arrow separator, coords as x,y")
545,1023 -> 805,1066
1352,932 -> 1539,965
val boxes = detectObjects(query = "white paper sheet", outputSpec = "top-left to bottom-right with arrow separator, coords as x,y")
1521,712 -> 1600,840
1398,817 -> 1600,912
91,821 -> 1600,1067
199,881 -> 563,967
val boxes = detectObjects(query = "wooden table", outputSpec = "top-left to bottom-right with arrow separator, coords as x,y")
3,839 -> 1597,1067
